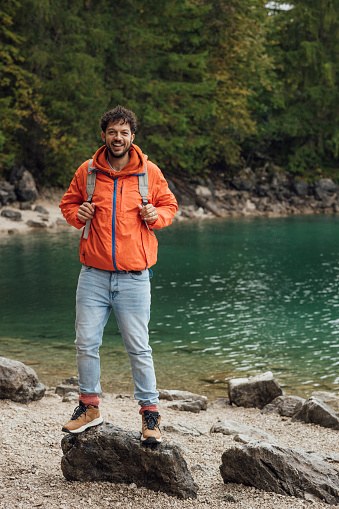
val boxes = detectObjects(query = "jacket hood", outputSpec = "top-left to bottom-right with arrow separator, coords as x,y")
92,144 -> 147,177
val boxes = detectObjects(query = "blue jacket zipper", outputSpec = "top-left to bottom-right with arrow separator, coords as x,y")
112,178 -> 118,270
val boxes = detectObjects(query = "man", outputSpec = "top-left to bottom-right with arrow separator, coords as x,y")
59,105 -> 178,443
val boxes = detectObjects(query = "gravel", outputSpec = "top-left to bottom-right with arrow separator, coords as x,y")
1,390 -> 338,509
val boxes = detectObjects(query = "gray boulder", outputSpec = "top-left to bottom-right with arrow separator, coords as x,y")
220,442 -> 339,505
292,396 -> 339,429
261,395 -> 305,417
0,357 -> 45,403
14,169 -> 38,202
162,422 -> 204,436
1,209 -> 22,221
166,399 -> 205,413
159,389 -> 207,410
61,423 -> 198,499
55,376 -> 79,397
314,178 -> 338,201
210,419 -> 277,444
228,371 -> 283,409
292,180 -> 309,197
0,182 -> 16,205
311,391 -> 339,412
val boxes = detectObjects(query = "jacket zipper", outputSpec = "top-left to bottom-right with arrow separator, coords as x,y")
112,178 -> 118,270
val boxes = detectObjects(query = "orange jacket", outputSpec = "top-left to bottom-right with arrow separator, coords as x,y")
59,144 -> 178,271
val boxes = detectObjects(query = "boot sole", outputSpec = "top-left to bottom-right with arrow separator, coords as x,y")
62,416 -> 103,434
141,435 -> 162,443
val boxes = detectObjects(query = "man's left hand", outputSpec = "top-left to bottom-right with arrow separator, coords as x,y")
138,203 -> 158,223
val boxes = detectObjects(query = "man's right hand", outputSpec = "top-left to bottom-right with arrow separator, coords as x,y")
77,202 -> 95,223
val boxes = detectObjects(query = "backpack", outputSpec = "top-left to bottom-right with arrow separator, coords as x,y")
83,158 -> 149,239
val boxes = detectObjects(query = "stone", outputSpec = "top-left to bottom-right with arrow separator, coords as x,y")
162,422 -> 204,436
231,169 -> 256,192
61,423 -> 198,499
1,209 -> 22,221
26,220 -> 47,228
292,396 -> 339,429
15,170 -> 38,202
219,442 -> 339,505
228,371 -> 283,409
0,182 -> 16,205
19,202 -> 32,210
261,395 -> 305,417
292,180 -> 309,197
210,419 -> 277,444
311,391 -> 339,411
314,178 -> 338,201
0,357 -> 46,403
166,399 -> 205,413
34,205 -> 49,214
209,397 -> 230,409
55,376 -> 79,396
195,185 -> 213,199
158,389 -> 207,410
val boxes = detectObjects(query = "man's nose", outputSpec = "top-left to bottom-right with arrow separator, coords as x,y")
114,132 -> 122,140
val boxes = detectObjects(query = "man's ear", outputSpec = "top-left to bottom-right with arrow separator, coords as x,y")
101,132 -> 105,143
132,134 -> 135,143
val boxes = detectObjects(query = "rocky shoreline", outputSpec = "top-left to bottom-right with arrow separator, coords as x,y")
1,166 -> 339,234
2,360 -> 339,508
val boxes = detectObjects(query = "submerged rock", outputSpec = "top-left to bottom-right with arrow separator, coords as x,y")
61,423 -> 198,499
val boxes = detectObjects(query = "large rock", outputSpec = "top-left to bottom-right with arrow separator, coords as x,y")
61,423 -> 198,499
220,442 -> 339,504
311,391 -> 339,412
314,178 -> 338,201
159,389 -> 207,410
0,182 -> 16,205
210,419 -> 277,444
261,395 -> 305,417
220,442 -> 339,505
0,357 -> 45,403
292,396 -> 339,429
1,209 -> 22,221
10,166 -> 38,202
228,372 -> 283,409
166,399 -> 205,413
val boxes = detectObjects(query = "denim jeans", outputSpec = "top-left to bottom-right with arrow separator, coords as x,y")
75,265 -> 159,406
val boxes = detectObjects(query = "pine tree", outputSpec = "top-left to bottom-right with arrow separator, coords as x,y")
264,0 -> 339,176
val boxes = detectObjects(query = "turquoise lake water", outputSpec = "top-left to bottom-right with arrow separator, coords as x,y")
1,215 -> 339,399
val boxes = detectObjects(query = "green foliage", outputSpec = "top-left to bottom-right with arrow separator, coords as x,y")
259,0 -> 339,176
1,0 -> 338,185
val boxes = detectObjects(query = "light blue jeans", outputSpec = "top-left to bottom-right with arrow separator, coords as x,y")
75,265 -> 159,406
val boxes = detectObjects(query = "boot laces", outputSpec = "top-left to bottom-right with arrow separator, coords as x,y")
144,411 -> 160,431
71,401 -> 87,421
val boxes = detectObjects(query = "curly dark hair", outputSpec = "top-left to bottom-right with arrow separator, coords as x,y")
100,105 -> 137,134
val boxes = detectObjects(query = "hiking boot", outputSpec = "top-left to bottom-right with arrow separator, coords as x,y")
141,410 -> 161,443
62,401 -> 103,433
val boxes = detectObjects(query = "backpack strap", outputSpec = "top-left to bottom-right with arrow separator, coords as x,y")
138,162 -> 148,206
83,159 -> 96,240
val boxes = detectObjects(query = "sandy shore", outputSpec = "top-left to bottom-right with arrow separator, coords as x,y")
1,389 -> 338,509
0,190 -> 67,235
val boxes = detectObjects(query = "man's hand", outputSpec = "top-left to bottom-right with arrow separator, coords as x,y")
77,202 -> 95,223
138,203 -> 158,223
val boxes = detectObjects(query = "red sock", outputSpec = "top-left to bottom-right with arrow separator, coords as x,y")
79,394 -> 100,407
139,405 -> 158,415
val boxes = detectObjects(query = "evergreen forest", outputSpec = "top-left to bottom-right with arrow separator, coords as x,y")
1,0 -> 339,186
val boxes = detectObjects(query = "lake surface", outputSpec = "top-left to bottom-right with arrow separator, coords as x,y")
1,215 -> 339,399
